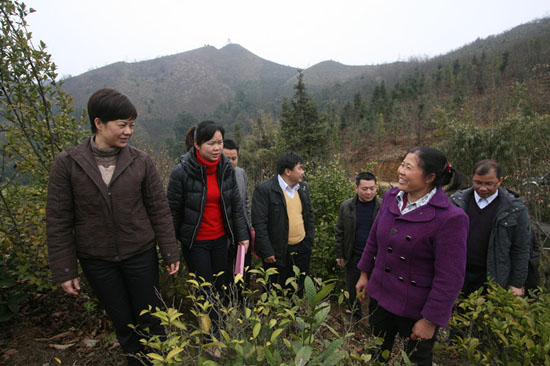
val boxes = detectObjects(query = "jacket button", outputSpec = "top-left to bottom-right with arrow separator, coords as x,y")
166,253 -> 171,257
64,268 -> 69,273
391,228 -> 397,234
385,266 -> 391,273
406,235 -> 412,241
108,192 -> 111,196
387,247 -> 393,253
115,256 -> 120,261
400,256 -> 406,260
411,280 -> 417,286
398,276 -> 404,281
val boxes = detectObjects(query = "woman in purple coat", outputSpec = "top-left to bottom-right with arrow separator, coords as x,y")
355,146 -> 468,365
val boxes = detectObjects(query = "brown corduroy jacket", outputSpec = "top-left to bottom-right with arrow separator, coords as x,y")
46,138 -> 179,283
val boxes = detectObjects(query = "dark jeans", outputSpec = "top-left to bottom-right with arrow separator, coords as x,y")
184,235 -> 229,337
80,248 -> 163,366
263,240 -> 312,297
369,298 -> 436,366
184,235 -> 229,291
345,253 -> 363,320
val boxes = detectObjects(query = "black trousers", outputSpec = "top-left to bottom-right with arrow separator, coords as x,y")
263,240 -> 312,297
184,235 -> 229,292
345,253 -> 363,320
183,235 -> 229,338
80,248 -> 163,366
368,298 -> 436,366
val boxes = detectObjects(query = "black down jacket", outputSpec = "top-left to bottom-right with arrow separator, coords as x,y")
167,147 -> 248,250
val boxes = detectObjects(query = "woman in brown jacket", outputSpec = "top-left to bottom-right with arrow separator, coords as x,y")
46,89 -> 180,366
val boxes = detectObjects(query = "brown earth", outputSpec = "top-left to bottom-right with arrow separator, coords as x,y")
0,290 -> 125,366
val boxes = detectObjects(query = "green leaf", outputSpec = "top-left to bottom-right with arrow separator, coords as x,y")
312,283 -> 334,307
304,276 -> 316,307
146,353 -> 164,361
294,346 -> 312,366
252,322 -> 261,338
166,347 -> 183,360
313,303 -> 331,325
270,328 -> 284,343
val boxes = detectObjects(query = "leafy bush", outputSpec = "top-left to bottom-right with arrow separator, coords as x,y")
0,185 -> 53,291
139,268 -> 392,366
436,92 -> 550,223
0,0 -> 87,298
0,265 -> 28,322
443,282 -> 550,365
307,158 -> 355,280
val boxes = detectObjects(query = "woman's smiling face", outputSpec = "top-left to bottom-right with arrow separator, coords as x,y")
397,152 -> 434,199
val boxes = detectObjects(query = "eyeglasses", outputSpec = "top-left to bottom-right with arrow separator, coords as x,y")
472,180 -> 499,188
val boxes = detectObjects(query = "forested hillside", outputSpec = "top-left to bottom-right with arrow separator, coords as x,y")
60,17 -> 550,157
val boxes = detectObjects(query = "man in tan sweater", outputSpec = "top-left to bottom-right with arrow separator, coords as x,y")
252,152 -> 315,296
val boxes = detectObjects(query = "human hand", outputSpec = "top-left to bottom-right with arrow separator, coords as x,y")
336,258 -> 344,267
60,278 -> 80,296
355,272 -> 369,302
411,318 -> 436,341
166,261 -> 180,275
263,255 -> 276,263
508,285 -> 524,296
239,240 -> 250,253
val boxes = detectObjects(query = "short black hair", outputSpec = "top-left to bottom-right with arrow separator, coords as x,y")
472,159 -> 502,179
355,172 -> 377,186
194,120 -> 225,146
88,88 -> 137,133
277,152 -> 304,175
224,139 -> 239,152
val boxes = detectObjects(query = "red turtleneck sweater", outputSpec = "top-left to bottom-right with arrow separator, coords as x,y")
195,150 -> 225,241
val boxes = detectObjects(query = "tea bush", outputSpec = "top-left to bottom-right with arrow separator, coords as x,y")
307,158 -> 355,281
138,268 -> 401,366
443,282 -> 550,365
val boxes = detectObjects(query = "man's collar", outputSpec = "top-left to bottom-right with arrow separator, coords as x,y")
277,174 -> 299,192
474,190 -> 499,205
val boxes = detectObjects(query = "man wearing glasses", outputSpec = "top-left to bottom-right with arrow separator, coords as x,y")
450,160 -> 531,296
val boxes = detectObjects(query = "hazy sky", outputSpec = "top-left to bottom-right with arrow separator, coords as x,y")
23,0 -> 550,78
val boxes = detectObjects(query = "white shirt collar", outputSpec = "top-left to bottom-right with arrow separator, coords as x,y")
474,190 -> 499,209
278,174 -> 300,198
396,186 -> 437,215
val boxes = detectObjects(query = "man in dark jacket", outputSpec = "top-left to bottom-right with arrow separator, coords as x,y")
450,160 -> 531,296
252,152 -> 314,296
334,172 -> 382,321
47,89 -> 180,366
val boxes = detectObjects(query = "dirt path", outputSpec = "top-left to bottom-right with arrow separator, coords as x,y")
1,290 -> 125,366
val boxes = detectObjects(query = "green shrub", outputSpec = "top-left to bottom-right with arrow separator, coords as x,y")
437,107 -> 550,223
138,268 -> 393,365
0,185 -> 53,291
307,158 -> 355,280
1,0 -> 87,300
443,282 -> 550,365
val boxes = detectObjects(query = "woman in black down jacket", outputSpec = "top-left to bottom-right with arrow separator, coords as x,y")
167,120 -> 249,339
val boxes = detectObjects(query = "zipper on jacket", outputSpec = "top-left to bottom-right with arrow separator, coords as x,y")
189,165 -> 207,249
